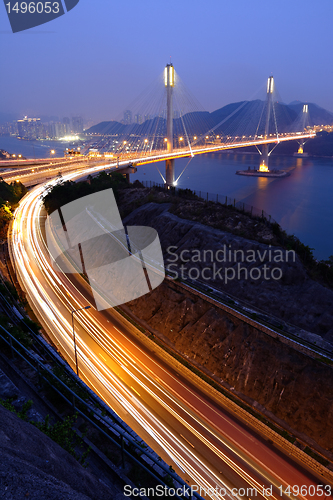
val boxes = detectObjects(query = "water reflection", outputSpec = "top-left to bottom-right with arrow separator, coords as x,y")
257,177 -> 269,190
123,152 -> 333,259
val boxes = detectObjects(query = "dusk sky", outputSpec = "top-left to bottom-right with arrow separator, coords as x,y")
1,0 -> 332,125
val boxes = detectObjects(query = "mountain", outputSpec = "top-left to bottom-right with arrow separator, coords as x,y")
85,100 -> 333,138
288,102 -> 333,127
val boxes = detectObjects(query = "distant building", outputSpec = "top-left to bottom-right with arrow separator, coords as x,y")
0,122 -> 18,136
48,122 -> 66,139
134,114 -> 142,124
17,117 -> 44,139
63,117 -> 71,134
72,116 -> 84,134
124,110 -> 132,125
144,114 -> 151,122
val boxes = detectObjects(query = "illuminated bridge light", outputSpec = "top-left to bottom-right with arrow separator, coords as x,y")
164,64 -> 174,87
267,76 -> 274,94
259,160 -> 269,172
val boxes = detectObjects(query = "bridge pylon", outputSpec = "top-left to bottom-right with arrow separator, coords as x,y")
259,76 -> 274,172
165,63 -> 175,187
294,105 -> 309,156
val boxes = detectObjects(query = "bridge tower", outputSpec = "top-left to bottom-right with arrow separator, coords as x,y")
259,76 -> 274,172
296,105 -> 309,155
165,63 -> 175,187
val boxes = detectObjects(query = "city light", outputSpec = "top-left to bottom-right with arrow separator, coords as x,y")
59,135 -> 79,141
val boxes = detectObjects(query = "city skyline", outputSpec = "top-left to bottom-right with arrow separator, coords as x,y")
1,0 -> 333,123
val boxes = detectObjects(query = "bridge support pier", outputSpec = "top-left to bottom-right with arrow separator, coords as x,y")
165,159 -> 175,187
165,63 -> 175,188
259,76 -> 274,172
118,165 -> 137,183
294,105 -> 309,156
259,144 -> 269,172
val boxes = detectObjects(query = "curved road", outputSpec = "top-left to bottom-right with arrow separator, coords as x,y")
9,165 -> 332,500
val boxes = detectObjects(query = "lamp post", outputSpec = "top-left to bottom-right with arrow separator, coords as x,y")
71,305 -> 91,376
11,213 -> 17,282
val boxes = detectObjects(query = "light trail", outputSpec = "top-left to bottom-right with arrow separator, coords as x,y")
2,131 -> 315,187
8,163 -> 332,500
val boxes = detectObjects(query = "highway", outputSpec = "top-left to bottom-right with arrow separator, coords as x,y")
133,132 -> 316,165
1,130 -> 315,187
8,164 -> 332,500
0,156 -> 72,167
1,158 -> 108,187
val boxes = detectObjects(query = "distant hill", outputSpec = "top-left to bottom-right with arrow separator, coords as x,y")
86,100 -> 333,138
270,130 -> 333,157
288,102 -> 333,127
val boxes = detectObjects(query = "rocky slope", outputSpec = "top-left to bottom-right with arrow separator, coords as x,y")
123,200 -> 333,342
0,404 -> 117,500
121,199 -> 333,453
125,279 -> 333,452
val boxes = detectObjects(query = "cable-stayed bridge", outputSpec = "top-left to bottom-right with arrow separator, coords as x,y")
2,64 -> 315,187
85,64 -> 315,186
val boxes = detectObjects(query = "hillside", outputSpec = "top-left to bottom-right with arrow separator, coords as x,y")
122,197 -> 333,341
0,406 -> 116,500
288,101 -> 333,127
86,99 -> 333,138
118,190 -> 333,454
41,179 -> 333,458
271,130 -> 333,156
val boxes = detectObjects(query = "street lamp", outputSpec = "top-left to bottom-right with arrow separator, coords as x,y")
71,305 -> 91,376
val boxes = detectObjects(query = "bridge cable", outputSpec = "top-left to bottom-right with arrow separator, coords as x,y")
175,156 -> 194,184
